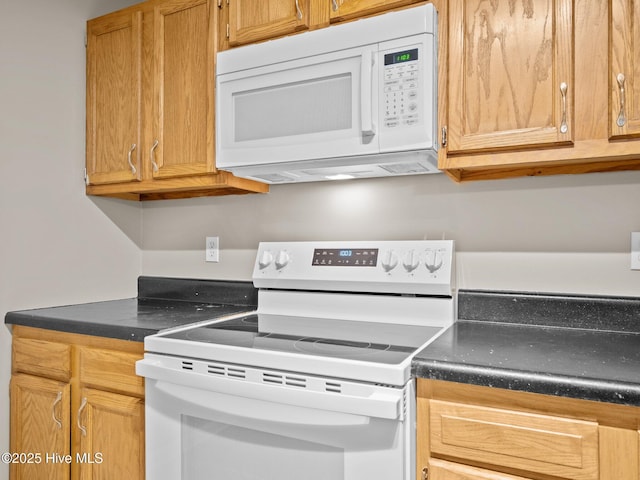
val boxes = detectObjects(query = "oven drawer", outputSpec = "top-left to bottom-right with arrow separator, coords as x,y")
429,400 -> 599,480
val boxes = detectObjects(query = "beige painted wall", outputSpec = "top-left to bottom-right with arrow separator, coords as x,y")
141,171 -> 640,296
0,1 -> 140,479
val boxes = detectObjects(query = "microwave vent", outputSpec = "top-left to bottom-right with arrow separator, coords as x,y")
379,162 -> 433,174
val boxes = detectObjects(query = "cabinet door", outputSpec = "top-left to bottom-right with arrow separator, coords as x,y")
329,0 -> 418,22
9,374 -> 71,480
228,0 -> 311,46
150,0 -> 215,179
610,0 -> 640,138
86,9 -> 143,185
447,0 -> 573,154
77,388 -> 144,480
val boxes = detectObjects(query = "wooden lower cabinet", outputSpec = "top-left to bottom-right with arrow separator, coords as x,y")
418,379 -> 640,480
9,375 -> 71,480
9,326 -> 144,480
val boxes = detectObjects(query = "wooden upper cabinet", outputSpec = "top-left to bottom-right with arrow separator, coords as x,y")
151,0 -> 215,179
228,0 -> 311,46
610,0 -> 640,139
328,0 -> 419,23
86,9 -> 143,186
447,0 -> 574,154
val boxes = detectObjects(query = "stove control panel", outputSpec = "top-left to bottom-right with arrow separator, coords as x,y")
253,240 -> 454,296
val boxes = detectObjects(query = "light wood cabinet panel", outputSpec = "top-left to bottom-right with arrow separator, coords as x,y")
328,0 -> 419,22
418,379 -> 640,480
86,9 -> 143,186
447,0 -> 573,154
77,388 -> 145,480
228,0 -> 311,46
151,0 -> 215,179
9,374 -> 71,480
599,426 -> 639,480
610,0 -> 640,138
428,458 -> 532,480
86,0 -> 268,200
10,326 -> 145,480
430,400 -> 598,480
78,347 -> 144,397
13,338 -> 71,382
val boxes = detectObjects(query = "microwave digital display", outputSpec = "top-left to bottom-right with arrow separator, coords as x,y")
384,48 -> 419,66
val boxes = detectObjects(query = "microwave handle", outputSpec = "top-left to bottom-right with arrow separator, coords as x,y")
360,50 -> 376,137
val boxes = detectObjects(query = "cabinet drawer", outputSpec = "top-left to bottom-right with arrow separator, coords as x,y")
12,338 -> 71,381
429,458 -> 532,480
430,400 -> 598,480
79,347 -> 144,397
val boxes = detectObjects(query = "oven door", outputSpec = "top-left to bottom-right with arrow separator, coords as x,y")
137,354 -> 414,480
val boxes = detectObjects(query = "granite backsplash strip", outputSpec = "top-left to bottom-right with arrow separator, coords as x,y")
458,290 -> 640,334
138,276 -> 258,307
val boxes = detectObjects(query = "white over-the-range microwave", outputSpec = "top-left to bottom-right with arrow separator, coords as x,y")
215,4 -> 438,184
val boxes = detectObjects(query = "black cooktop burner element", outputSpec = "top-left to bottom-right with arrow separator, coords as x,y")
161,314 -> 442,366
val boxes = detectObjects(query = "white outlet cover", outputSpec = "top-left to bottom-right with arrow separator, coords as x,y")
206,236 -> 220,263
631,232 -> 640,270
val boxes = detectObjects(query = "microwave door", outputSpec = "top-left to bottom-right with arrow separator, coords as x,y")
216,46 -> 379,170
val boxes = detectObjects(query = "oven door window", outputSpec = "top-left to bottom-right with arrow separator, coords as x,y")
145,380 -> 410,480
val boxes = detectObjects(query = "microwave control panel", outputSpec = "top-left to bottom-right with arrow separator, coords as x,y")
382,47 -> 421,129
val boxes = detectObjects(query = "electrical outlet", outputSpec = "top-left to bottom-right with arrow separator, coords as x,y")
631,233 -> 640,270
206,236 -> 220,263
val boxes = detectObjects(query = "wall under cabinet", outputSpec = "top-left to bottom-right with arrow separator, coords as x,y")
141,171 -> 640,297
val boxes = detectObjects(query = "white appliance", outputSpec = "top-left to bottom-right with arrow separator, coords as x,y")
137,240 -> 455,480
215,5 -> 439,184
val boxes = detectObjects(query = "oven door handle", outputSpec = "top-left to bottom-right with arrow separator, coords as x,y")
137,357 -> 404,421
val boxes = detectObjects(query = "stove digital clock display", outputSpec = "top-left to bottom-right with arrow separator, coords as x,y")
312,248 -> 378,267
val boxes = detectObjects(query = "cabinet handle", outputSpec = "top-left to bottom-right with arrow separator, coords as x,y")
77,397 -> 87,437
127,143 -> 137,175
295,0 -> 303,19
331,0 -> 338,11
422,467 -> 429,480
52,391 -> 62,430
441,126 -> 447,147
559,82 -> 568,134
616,73 -> 627,127
150,139 -> 159,173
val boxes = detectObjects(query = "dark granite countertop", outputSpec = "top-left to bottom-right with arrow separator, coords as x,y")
412,290 -> 640,406
4,276 -> 258,342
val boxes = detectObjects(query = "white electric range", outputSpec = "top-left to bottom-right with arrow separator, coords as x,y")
137,240 -> 455,480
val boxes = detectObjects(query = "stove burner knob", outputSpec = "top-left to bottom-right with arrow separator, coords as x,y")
381,250 -> 398,272
402,250 -> 419,272
258,250 -> 274,270
425,249 -> 443,273
275,250 -> 290,270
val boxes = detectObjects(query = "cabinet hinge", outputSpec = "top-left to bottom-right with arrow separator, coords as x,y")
441,126 -> 447,148
226,23 -> 230,38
